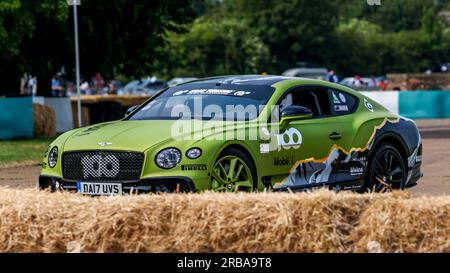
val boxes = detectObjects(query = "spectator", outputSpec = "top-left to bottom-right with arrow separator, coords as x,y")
80,80 -> 90,95
65,81 -> 75,96
31,77 -> 37,96
95,72 -> 103,94
327,70 -> 339,83
27,76 -> 37,95
20,73 -> 28,95
368,76 -> 377,87
352,75 -> 362,87
51,76 -> 61,97
108,80 -> 121,95
378,79 -> 388,91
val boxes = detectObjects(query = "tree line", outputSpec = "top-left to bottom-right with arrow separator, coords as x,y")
0,0 -> 449,95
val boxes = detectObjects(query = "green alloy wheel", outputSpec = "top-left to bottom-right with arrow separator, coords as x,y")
211,149 -> 255,192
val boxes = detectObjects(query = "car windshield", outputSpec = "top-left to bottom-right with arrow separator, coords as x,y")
127,83 -> 275,121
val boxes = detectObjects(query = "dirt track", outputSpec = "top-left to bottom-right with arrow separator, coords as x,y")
0,119 -> 449,196
409,119 -> 450,196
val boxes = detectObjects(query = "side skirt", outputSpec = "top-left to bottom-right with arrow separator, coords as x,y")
273,179 -> 364,192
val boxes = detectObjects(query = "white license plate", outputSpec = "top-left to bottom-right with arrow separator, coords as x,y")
76,182 -> 122,196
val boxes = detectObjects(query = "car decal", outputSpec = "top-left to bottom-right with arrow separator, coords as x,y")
364,98 -> 374,112
260,143 -> 270,154
172,89 -> 252,97
274,117 -> 402,189
181,164 -> 207,171
274,156 -> 295,166
276,127 -> 303,150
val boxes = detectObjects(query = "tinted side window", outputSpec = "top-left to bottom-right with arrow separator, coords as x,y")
279,87 -> 331,118
330,89 -> 358,115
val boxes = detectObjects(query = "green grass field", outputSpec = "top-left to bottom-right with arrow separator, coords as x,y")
0,138 -> 55,167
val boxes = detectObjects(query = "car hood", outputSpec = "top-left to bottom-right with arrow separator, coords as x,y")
62,119 -> 254,152
63,120 -> 183,152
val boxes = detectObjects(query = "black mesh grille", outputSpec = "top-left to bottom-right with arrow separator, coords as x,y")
62,151 -> 145,182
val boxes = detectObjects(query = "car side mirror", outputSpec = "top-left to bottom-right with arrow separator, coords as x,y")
280,105 -> 313,127
125,105 -> 139,117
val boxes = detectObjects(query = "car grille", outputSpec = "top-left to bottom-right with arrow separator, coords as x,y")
62,151 -> 145,182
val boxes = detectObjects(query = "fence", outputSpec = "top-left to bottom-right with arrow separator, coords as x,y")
0,97 -> 33,140
33,97 -> 74,133
363,90 -> 450,119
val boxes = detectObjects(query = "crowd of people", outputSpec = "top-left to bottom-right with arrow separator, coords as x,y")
50,72 -> 121,97
20,69 -> 389,97
326,70 -> 388,90
19,73 -> 38,96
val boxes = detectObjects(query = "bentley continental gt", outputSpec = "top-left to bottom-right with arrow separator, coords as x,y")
39,75 -> 422,195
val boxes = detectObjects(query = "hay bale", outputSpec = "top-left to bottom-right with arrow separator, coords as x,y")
33,104 -> 56,137
0,188 -> 447,253
351,196 -> 450,252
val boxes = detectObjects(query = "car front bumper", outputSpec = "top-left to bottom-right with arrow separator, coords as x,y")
405,162 -> 423,188
38,175 -> 197,193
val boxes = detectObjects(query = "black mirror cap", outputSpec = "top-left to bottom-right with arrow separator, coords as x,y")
281,105 -> 313,118
125,105 -> 139,117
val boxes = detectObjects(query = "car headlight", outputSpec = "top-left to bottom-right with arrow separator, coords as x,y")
48,146 -> 58,168
155,148 -> 181,169
186,148 -> 202,159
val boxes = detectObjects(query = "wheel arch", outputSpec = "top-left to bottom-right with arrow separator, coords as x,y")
369,132 -> 409,168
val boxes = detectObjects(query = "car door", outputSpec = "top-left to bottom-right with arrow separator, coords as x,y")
271,86 -> 345,190
327,88 -> 366,187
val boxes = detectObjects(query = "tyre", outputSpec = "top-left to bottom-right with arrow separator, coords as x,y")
210,148 -> 257,192
364,143 -> 407,192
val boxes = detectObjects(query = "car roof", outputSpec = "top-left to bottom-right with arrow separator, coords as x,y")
175,74 -> 360,93
168,75 -> 361,99
178,75 -> 302,87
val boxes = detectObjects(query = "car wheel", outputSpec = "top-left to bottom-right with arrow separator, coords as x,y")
210,148 -> 257,192
365,143 -> 407,192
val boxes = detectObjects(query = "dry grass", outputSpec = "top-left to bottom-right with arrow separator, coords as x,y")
0,188 -> 448,253
352,196 -> 450,252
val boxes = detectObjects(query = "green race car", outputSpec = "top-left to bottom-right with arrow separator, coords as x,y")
39,75 -> 422,195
